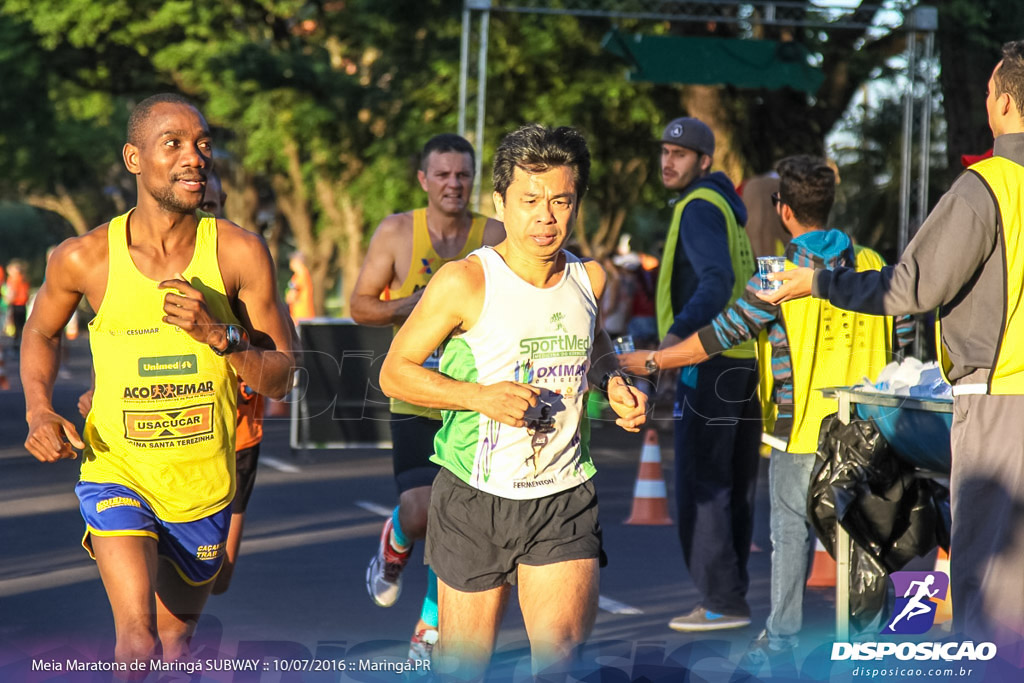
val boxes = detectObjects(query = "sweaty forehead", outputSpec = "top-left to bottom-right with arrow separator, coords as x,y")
425,150 -> 473,173
140,103 -> 209,143
511,165 -> 576,196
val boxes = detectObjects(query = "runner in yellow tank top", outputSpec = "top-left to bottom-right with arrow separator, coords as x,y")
350,134 -> 504,661
22,95 -> 297,669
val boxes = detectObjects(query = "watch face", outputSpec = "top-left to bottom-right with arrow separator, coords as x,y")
646,359 -> 659,373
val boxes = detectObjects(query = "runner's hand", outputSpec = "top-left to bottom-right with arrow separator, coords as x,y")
26,410 -> 85,462
158,272 -> 227,346
607,378 -> 647,432
78,389 -> 94,419
473,382 -> 541,427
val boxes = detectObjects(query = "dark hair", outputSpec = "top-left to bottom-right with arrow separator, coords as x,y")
995,41 -> 1024,118
127,93 -> 199,146
492,124 -> 590,201
420,133 -> 475,171
776,155 -> 835,228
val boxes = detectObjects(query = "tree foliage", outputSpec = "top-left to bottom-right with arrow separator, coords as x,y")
2,0 -> 998,310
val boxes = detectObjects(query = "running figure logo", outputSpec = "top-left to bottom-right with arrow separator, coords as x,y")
550,312 -> 568,334
883,570 -> 949,634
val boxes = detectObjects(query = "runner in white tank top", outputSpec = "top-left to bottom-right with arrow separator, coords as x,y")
432,245 -> 598,498
380,124 -> 648,680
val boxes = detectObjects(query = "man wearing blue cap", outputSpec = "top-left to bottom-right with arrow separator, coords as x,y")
652,116 -> 761,631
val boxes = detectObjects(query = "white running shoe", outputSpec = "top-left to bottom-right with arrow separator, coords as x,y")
366,517 -> 411,607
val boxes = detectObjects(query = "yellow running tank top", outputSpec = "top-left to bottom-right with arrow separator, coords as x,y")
82,210 -> 239,522
387,208 -> 488,417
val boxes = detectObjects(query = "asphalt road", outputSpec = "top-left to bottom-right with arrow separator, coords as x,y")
0,336 -> 862,682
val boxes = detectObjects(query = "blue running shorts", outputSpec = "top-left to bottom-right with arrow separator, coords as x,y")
75,481 -> 231,586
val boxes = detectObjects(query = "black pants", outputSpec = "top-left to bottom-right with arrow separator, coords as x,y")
673,355 -> 761,616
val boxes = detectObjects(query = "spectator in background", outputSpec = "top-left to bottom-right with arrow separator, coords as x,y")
760,41 -> 1024,651
6,259 -> 30,348
286,252 -> 316,323
652,115 -> 761,632
621,155 -> 912,664
739,171 -> 790,258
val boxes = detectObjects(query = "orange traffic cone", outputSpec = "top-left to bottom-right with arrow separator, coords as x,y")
625,428 -> 673,525
807,538 -> 837,588
933,547 -> 953,625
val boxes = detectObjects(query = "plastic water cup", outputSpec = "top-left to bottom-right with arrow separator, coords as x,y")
613,335 -> 635,354
757,256 -> 786,291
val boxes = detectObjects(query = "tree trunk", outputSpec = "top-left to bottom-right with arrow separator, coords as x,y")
24,184 -> 90,235
682,85 -> 745,185
273,138 -> 335,316
935,2 -> 1001,177
314,177 -> 364,317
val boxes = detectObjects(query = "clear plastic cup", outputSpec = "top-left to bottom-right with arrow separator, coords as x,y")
613,335 -> 635,354
757,256 -> 786,291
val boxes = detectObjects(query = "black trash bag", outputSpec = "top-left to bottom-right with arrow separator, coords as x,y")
807,414 -> 951,630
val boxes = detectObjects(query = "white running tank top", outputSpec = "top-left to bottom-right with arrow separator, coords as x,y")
430,247 -> 598,499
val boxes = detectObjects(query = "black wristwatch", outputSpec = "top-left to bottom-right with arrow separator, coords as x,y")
644,352 -> 660,375
211,324 -> 246,356
599,369 -> 635,394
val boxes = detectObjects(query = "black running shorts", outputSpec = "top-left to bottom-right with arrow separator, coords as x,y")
424,468 -> 606,592
232,444 -> 260,514
389,413 -> 442,494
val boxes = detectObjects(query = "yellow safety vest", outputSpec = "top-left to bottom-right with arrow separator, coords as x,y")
656,188 -> 755,358
387,208 -> 488,417
757,245 -> 894,453
936,156 -> 1024,394
83,211 -> 239,522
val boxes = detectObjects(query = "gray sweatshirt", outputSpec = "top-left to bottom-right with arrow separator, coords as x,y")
813,133 -> 1024,383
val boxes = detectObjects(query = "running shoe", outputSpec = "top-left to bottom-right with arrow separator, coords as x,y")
407,626 -> 438,665
366,517 -> 411,607
740,630 -> 796,670
668,606 -> 751,632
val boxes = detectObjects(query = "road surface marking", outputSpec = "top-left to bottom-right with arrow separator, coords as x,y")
356,500 -> 394,518
598,595 -> 643,615
261,455 -> 301,473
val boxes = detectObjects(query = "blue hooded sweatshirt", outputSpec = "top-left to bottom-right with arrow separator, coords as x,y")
696,229 -> 913,442
666,171 -> 749,340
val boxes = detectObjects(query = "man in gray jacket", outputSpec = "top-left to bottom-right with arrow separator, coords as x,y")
762,42 -> 1024,652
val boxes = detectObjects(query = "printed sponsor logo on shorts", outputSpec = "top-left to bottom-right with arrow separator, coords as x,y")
138,354 -> 198,377
124,403 -> 214,441
196,542 -> 225,561
95,496 -> 142,513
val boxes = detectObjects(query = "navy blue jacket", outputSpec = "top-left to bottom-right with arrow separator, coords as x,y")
666,171 -> 749,340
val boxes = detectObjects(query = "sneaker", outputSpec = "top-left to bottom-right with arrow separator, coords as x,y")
366,517 -> 411,607
408,626 -> 438,664
668,606 -> 751,632
740,630 -> 795,669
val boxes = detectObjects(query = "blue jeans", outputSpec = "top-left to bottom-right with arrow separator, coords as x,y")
765,448 -> 817,647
